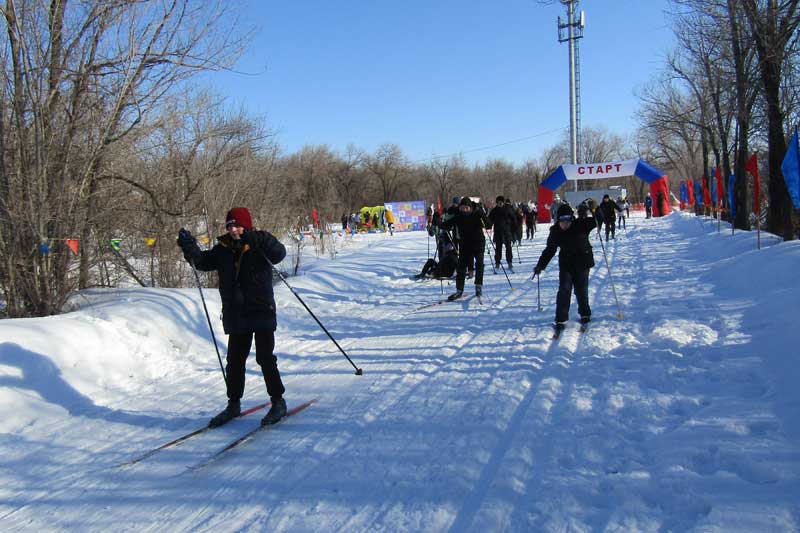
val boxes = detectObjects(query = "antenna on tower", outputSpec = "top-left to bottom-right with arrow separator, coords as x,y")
557,0 -> 584,167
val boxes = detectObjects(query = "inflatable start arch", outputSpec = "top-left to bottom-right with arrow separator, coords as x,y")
536,159 -> 670,223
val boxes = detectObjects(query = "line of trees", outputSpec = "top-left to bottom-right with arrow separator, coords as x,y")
636,0 -> 800,238
3,1 -> 799,319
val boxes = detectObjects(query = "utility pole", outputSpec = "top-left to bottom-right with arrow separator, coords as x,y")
558,0 -> 585,179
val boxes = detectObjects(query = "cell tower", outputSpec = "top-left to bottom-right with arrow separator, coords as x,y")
558,0 -> 585,166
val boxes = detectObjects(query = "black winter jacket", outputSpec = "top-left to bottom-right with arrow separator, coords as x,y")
441,207 -> 490,246
182,231 -> 286,334
488,204 -> 515,240
535,217 -> 597,273
597,199 -> 622,224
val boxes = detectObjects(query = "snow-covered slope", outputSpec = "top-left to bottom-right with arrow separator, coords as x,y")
1,212 -> 798,531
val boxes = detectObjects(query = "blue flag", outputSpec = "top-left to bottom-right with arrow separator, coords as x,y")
781,127 -> 800,209
728,173 -> 737,219
694,180 -> 703,206
680,182 -> 688,203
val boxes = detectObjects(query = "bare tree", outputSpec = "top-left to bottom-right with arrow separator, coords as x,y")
425,154 -> 467,205
365,143 -> 408,203
741,0 -> 800,239
0,0 -> 251,316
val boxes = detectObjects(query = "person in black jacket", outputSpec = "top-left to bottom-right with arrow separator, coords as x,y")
488,195 -> 515,269
533,203 -> 597,332
524,203 -> 537,239
177,207 -> 289,428
414,239 -> 458,279
597,194 -> 623,241
440,197 -> 491,299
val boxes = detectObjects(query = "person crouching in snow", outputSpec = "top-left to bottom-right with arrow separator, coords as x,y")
440,197 -> 490,300
177,207 -> 289,428
533,203 -> 597,333
415,239 -> 458,280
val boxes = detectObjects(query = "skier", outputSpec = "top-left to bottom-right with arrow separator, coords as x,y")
645,193 -> 653,219
177,207 -> 289,428
525,202 -> 537,239
550,194 -> 563,221
533,203 -> 597,333
597,194 -> 623,241
414,239 -> 458,279
617,196 -> 629,229
488,195 -> 514,270
511,200 -> 524,245
440,197 -> 490,299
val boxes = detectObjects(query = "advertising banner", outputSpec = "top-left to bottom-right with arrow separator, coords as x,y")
384,201 -> 427,231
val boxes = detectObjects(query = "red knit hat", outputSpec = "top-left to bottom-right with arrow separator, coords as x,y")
225,207 -> 253,231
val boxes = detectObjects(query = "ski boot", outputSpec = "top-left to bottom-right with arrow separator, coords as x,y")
552,321 -> 566,339
447,290 -> 464,301
261,397 -> 287,426
208,400 -> 241,428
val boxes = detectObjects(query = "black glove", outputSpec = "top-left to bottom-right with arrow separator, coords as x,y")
176,228 -> 195,249
533,265 -> 542,276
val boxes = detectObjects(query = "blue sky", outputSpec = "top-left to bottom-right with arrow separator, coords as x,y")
203,0 -> 674,165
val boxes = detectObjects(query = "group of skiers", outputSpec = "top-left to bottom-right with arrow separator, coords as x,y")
420,196 -> 540,297
419,193 -> 637,331
174,195 -> 637,428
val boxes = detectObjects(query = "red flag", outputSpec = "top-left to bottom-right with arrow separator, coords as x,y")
436,195 -> 443,216
311,207 -> 319,228
715,166 -> 724,203
745,153 -> 760,214
66,239 -> 79,255
687,179 -> 695,205
702,176 -> 711,206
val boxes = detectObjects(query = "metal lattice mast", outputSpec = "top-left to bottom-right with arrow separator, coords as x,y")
558,0 -> 585,166
575,34 -> 582,163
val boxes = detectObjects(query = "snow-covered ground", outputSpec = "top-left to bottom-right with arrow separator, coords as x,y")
1,211 -> 798,532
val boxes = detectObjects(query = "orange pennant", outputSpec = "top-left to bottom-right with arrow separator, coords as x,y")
66,239 -> 79,255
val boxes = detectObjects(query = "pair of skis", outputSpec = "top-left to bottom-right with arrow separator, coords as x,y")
120,399 -> 317,469
407,292 -> 479,314
551,321 -> 590,340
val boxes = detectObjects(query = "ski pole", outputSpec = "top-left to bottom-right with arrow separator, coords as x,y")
596,231 -> 623,319
516,239 -> 522,264
536,272 -> 543,311
486,243 -> 496,274
257,248 -> 363,375
188,259 -> 228,388
430,238 -> 442,294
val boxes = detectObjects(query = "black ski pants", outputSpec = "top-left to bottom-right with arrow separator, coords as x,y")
526,221 -> 536,239
604,218 -> 617,240
494,234 -> 513,266
456,240 -> 485,291
555,268 -> 591,323
226,329 -> 285,402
